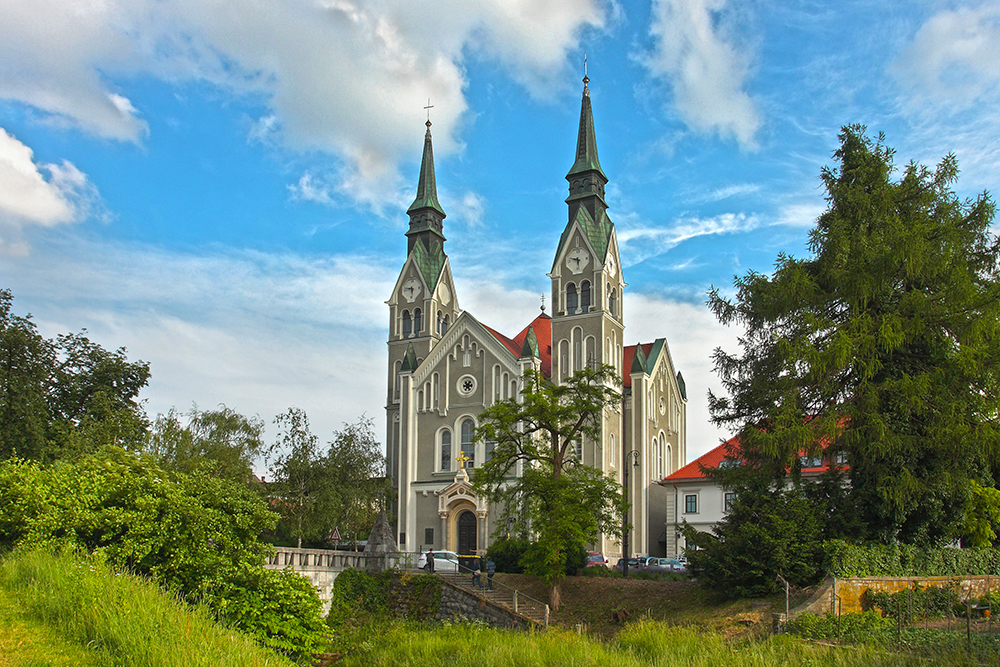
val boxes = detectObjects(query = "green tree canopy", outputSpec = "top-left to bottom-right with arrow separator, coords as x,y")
267,410 -> 387,548
472,366 -> 625,610
148,404 -> 267,483
707,125 -> 1000,546
0,289 -> 150,461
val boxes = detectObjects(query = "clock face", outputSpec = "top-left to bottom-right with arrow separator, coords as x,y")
402,278 -> 422,303
438,281 -> 451,305
566,247 -> 590,274
606,255 -> 617,277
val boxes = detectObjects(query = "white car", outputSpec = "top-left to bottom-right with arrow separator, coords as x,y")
416,550 -> 460,572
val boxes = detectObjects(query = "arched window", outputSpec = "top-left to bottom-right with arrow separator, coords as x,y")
609,433 -> 616,468
393,359 -> 402,401
442,315 -> 449,334
566,283 -> 578,313
440,430 -> 452,472
461,419 -> 475,469
580,281 -> 591,312
437,310 -> 443,334
402,310 -> 412,338
413,308 -> 422,335
609,287 -> 617,317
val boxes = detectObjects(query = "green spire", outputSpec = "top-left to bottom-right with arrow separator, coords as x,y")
400,343 -> 418,373
566,75 -> 606,181
631,344 -> 648,375
676,371 -> 687,400
407,121 -> 445,216
520,326 -> 540,359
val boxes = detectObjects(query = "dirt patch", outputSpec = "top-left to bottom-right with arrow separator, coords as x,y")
493,573 -> 782,639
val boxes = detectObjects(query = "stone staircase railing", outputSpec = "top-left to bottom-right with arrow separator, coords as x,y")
438,564 -> 550,628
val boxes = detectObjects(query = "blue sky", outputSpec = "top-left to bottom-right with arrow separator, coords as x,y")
1,0 -> 998,464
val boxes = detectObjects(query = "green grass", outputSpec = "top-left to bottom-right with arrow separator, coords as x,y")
331,617 -> 993,667
0,550 -> 297,667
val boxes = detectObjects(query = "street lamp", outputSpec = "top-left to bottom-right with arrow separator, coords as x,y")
622,450 -> 640,578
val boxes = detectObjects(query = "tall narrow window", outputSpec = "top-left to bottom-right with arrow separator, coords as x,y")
580,281 -> 591,312
609,288 -> 617,317
461,419 -> 475,469
413,308 -> 422,335
609,434 -> 616,467
566,283 -> 578,313
402,310 -> 412,338
442,315 -> 449,334
440,430 -> 452,472
485,440 -> 495,463
437,310 -> 443,334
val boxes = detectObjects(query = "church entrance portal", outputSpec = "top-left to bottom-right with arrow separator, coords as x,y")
457,510 -> 477,555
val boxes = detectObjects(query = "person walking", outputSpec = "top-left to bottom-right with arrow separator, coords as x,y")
485,556 -> 496,591
472,558 -> 482,589
428,550 -> 435,573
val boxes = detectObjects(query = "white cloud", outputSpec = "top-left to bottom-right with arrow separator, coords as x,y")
0,0 -> 606,208
773,201 -> 824,229
641,0 -> 761,149
0,127 -> 100,255
892,3 -> 1000,106
618,212 -> 760,265
2,236 -> 396,445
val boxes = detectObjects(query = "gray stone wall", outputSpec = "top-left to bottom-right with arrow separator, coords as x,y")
434,580 -> 531,629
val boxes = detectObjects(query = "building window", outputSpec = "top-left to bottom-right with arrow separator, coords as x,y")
440,430 -> 452,472
425,528 -> 434,545
580,281 -> 591,312
609,288 -> 617,317
485,440 -> 495,463
461,419 -> 475,469
609,433 -> 616,468
566,283 -> 578,313
684,494 -> 698,514
457,374 -> 477,397
413,308 -> 422,335
402,310 -> 412,338
724,492 -> 736,512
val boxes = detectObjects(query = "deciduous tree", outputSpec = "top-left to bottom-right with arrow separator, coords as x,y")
473,366 -> 624,610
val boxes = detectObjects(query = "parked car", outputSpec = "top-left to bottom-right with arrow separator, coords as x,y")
586,552 -> 610,568
615,557 -> 645,571
416,550 -> 460,572
645,557 -> 687,573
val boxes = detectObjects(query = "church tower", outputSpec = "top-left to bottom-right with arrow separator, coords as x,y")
548,73 -> 625,487
386,119 -> 461,500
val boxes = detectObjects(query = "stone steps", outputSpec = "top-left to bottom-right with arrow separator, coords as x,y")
440,573 -> 548,625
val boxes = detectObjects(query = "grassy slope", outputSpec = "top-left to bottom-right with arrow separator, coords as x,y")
0,550 -> 297,667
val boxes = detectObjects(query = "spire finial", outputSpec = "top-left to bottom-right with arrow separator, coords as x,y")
583,53 -> 589,89
424,99 -> 434,127
540,293 -> 546,313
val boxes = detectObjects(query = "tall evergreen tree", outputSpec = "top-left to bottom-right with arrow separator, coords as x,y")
708,126 -> 1000,545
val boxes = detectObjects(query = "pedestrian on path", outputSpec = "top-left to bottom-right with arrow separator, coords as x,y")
485,557 -> 496,591
428,550 -> 435,573
472,558 -> 482,588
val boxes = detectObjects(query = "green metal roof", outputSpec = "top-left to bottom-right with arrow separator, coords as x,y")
566,79 -> 606,180
410,240 -> 445,291
520,326 -> 539,359
630,343 -> 648,374
676,371 -> 687,400
407,122 -> 445,217
400,343 -> 417,373
552,204 -> 613,270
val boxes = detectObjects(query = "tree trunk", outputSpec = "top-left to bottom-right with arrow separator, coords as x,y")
297,535 -> 302,548
549,582 -> 562,611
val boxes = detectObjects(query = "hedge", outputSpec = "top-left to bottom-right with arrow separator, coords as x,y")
825,540 -> 1000,577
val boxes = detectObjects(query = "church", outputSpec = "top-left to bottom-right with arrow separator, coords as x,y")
385,74 -> 688,562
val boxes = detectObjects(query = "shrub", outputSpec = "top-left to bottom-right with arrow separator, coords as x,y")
790,610 -> 892,641
861,585 -> 960,623
826,540 -> 1000,577
486,537 -> 529,573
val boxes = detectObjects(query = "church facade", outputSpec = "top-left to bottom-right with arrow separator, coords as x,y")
385,76 -> 688,561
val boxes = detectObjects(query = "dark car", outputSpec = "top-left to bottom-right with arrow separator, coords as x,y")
616,557 -> 645,571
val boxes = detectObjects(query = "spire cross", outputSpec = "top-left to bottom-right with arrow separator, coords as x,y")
583,53 -> 589,87
424,99 -> 434,125
540,293 -> 546,312
456,451 -> 470,469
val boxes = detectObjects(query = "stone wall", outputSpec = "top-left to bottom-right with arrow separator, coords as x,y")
435,581 -> 531,629
789,575 -> 1000,618
265,547 -> 405,614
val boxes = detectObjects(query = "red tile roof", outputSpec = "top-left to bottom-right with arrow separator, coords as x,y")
482,313 -> 553,378
622,343 -> 653,387
660,434 -> 841,484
